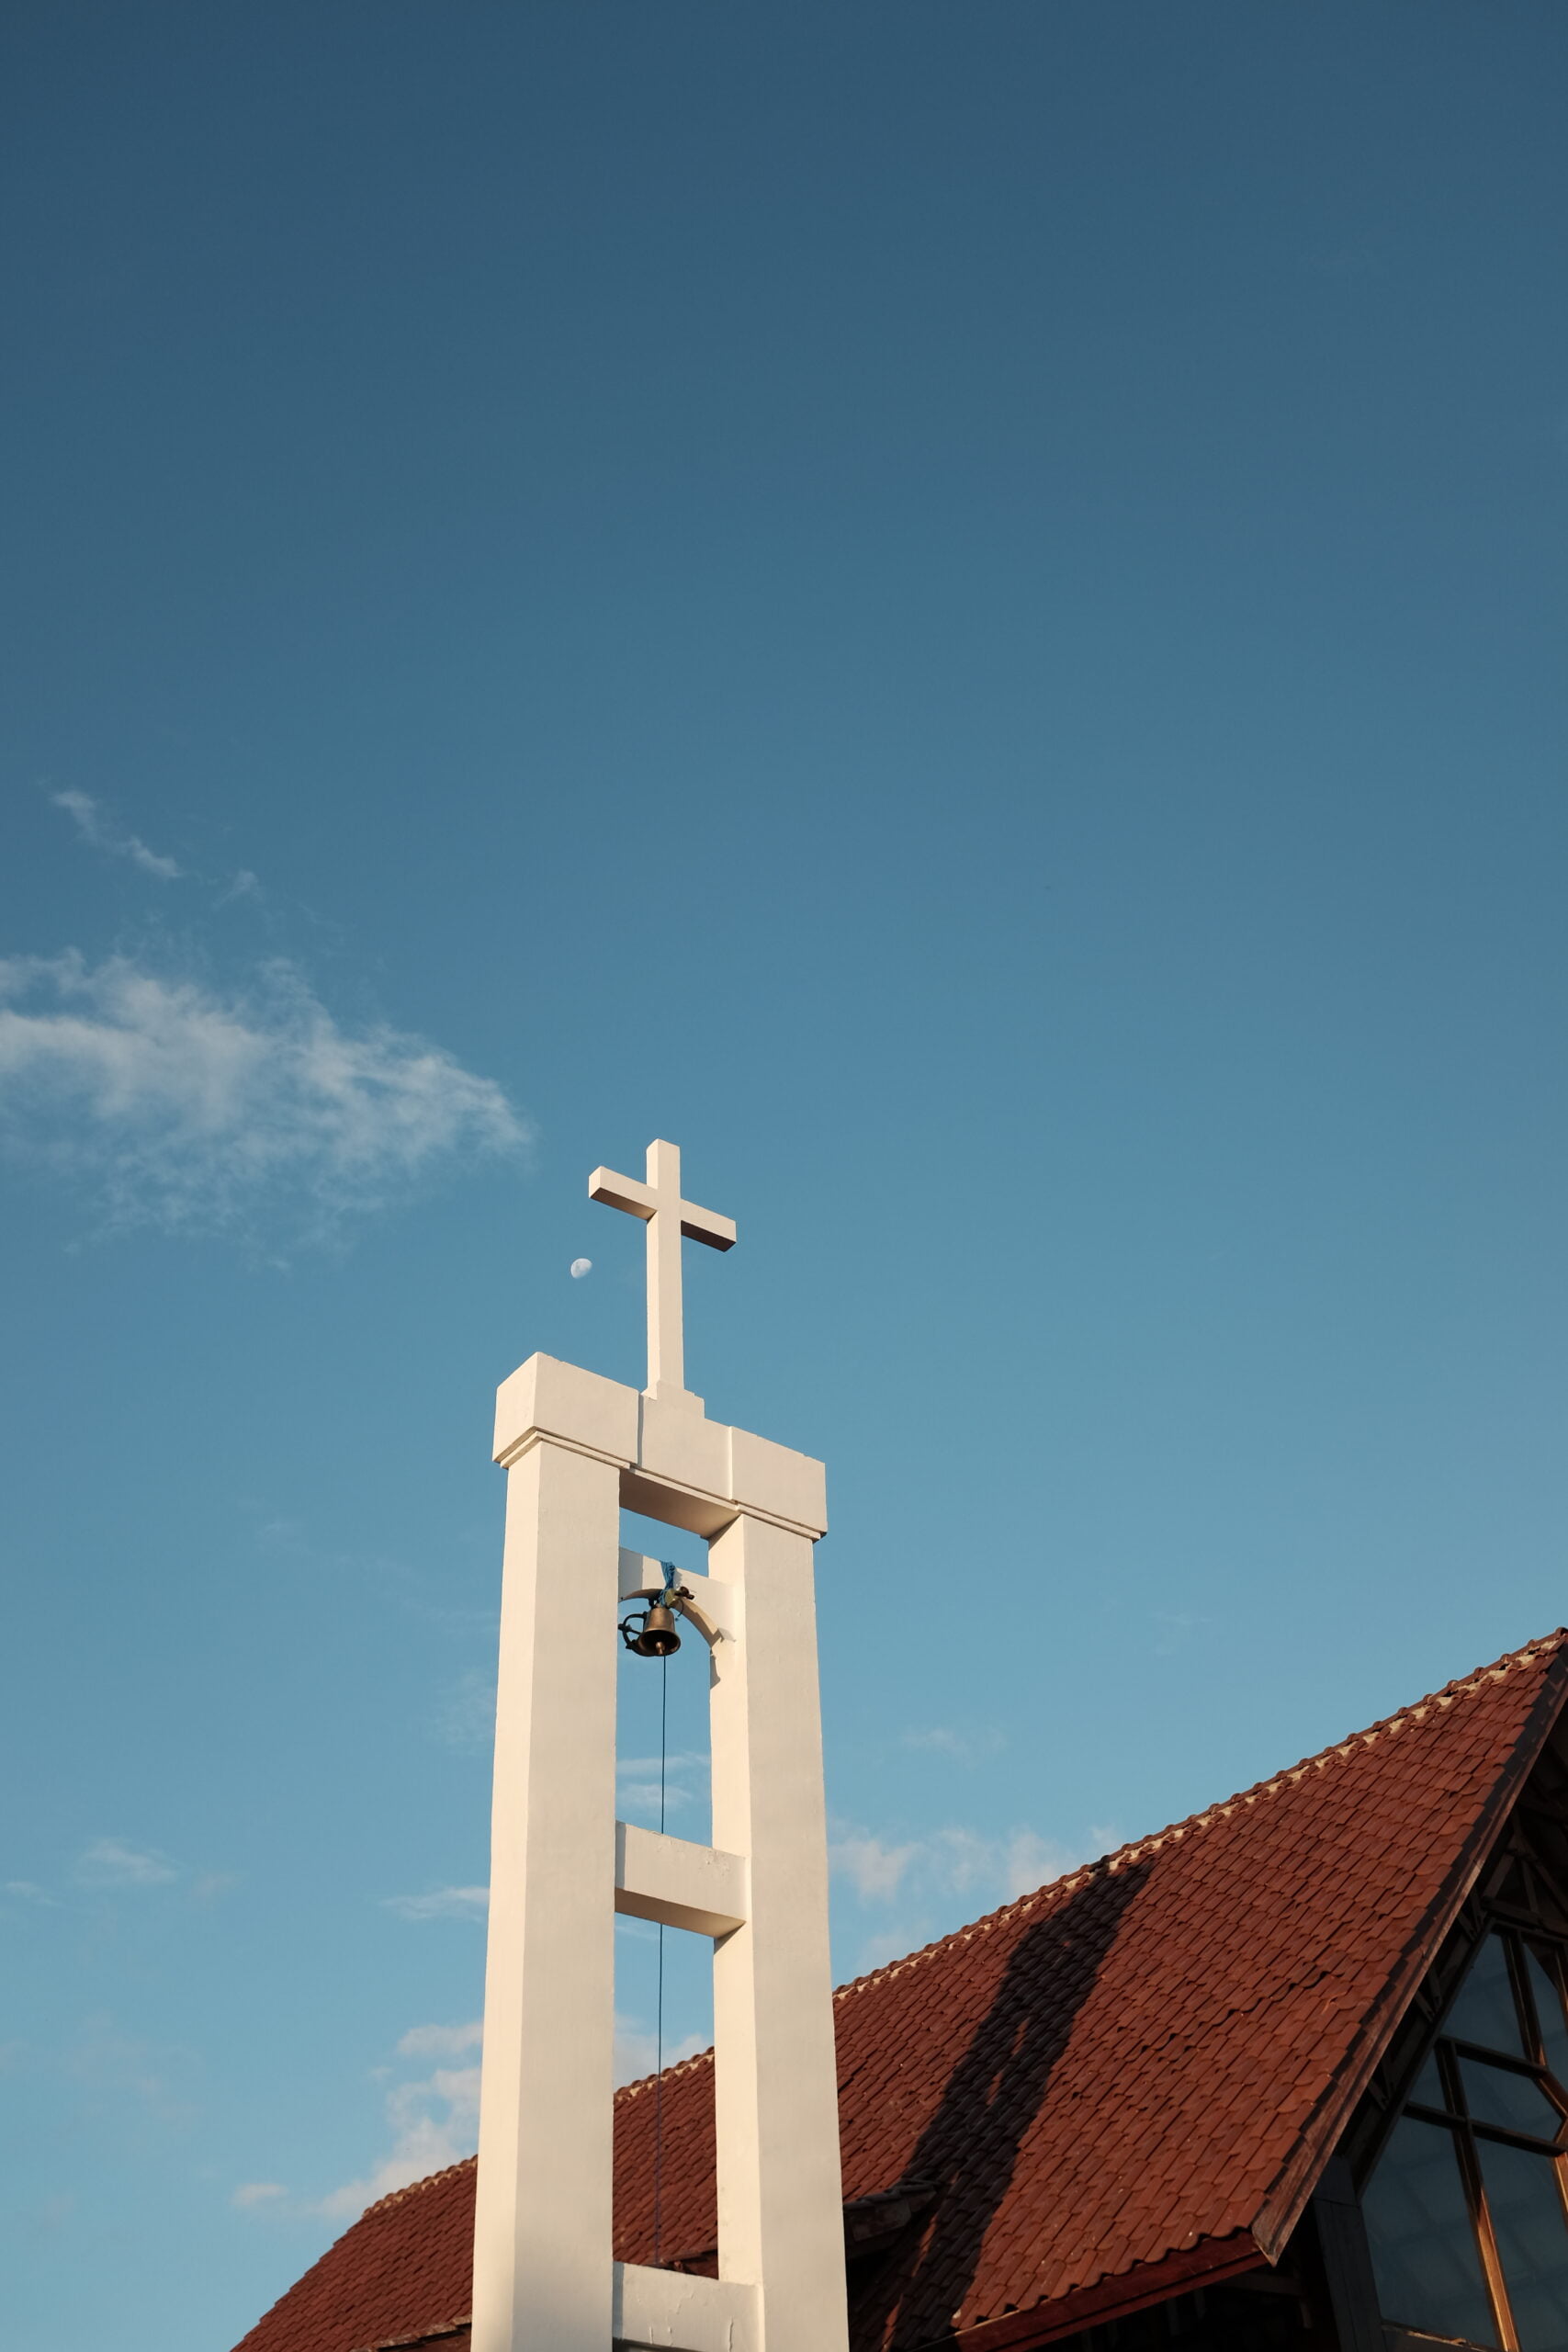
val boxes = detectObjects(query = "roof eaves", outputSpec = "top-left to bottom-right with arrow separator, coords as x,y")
938,2233 -> 1266,2352
346,2327 -> 469,2352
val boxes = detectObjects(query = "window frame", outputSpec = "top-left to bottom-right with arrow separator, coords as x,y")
1374,1928 -> 1568,2352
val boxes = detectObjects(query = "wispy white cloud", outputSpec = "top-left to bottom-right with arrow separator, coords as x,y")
830,1818 -> 1117,1966
0,951 -> 528,1240
75,1838 -> 178,1889
829,1832 -> 919,1901
901,1726 -> 967,1758
617,1781 -> 692,1815
4,1880 -> 58,1906
51,789 -> 183,879
190,1871 -> 239,1904
995,1827 -> 1088,1899
900,1724 -> 1005,1763
396,2020 -> 482,2060
317,2051 -> 482,2219
51,786 -> 270,910
286,2002 -> 709,2223
434,1669 -> 496,1753
236,2021 -> 490,2222
615,1750 -> 707,1825
614,2012 -> 705,2088
382,1884 -> 489,1923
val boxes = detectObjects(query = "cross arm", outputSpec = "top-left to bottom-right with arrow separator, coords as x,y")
682,1203 -> 737,1250
588,1166 -> 655,1220
588,1165 -> 736,1250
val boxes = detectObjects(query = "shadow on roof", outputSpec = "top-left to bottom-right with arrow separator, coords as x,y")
853,1859 -> 1153,2350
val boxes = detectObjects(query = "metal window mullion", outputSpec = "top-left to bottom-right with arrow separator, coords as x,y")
1503,1932 -> 1544,2068
1445,2026 -> 1568,2134
1449,2039 -> 1553,2080
1467,2120 -> 1567,2158
1439,2041 -> 1520,2352
1521,1938 -> 1568,2144
1532,1942 -> 1568,2222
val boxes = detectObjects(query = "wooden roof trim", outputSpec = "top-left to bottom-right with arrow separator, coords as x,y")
1249,1635 -> 1568,2260
937,2233 -> 1268,2352
346,2327 -> 468,2352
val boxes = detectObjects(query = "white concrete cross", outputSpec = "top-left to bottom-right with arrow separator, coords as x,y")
590,1139 -> 736,1404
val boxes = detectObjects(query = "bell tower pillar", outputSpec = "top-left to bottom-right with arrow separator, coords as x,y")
708,1510 -> 845,2352
470,1145 -> 848,2352
473,1394 -> 627,2352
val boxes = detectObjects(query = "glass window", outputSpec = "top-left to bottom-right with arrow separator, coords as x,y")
1527,1948 -> 1568,2085
1458,2057 -> 1562,2141
1476,2138 -> 1568,2352
1363,2114 -> 1498,2347
1447,1936 -> 1527,2056
1408,2052 -> 1449,2110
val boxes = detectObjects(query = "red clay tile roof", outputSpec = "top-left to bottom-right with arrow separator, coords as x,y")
233,1630 -> 1568,2352
234,2160 -> 476,2352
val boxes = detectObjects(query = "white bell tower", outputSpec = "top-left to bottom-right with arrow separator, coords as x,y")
471,1141 -> 849,2352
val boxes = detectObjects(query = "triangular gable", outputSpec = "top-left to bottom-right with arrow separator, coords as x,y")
233,1630 -> 1568,2352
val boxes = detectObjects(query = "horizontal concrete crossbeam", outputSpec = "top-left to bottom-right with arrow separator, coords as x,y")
615,1821 -> 748,1939
614,2262 -> 758,2352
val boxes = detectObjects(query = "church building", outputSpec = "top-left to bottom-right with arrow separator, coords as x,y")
236,1629 -> 1568,2352
232,1146 -> 1568,2352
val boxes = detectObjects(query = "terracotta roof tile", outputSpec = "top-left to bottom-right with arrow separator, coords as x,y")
232,2160 -> 477,2352
234,1630 -> 1568,2352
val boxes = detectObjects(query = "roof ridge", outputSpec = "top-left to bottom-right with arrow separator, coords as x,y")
829,1626 -> 1568,2004
615,2042 -> 716,2099
359,2154 -> 476,2220
351,1629 -> 1568,2224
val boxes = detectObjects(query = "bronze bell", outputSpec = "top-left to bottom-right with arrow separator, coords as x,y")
628,1598 -> 682,1658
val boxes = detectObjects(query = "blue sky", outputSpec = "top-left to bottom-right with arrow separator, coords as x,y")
2,4 -> 1564,2345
